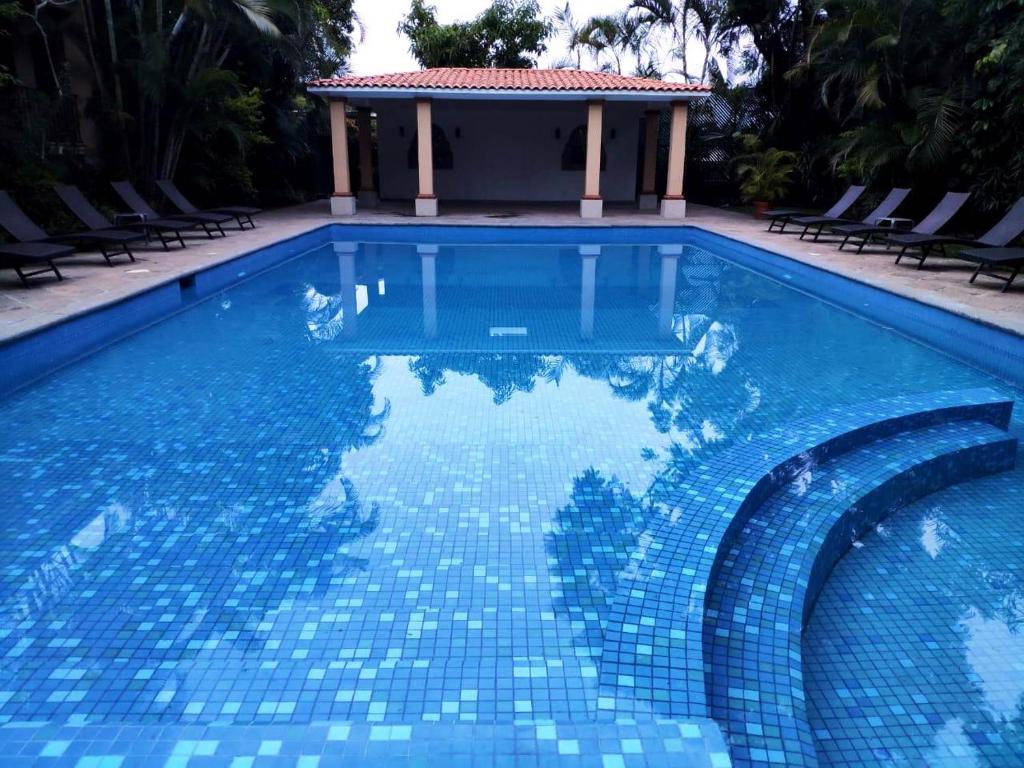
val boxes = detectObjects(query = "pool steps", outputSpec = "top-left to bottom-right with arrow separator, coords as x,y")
598,388 -> 1016,729
704,417 -> 1017,767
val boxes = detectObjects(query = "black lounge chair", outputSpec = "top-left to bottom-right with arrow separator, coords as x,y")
765,185 -> 866,233
111,181 -> 231,237
0,242 -> 75,286
0,190 -> 144,265
831,191 -> 971,253
889,197 -> 1024,268
791,188 -> 912,242
156,179 -> 259,230
957,247 -> 1024,292
55,184 -> 192,250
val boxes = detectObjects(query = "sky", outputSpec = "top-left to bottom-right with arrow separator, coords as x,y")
349,0 -> 686,76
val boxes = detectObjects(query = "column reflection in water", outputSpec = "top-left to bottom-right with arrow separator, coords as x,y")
658,244 -> 681,338
335,241 -> 359,338
579,244 -> 599,341
418,243 -> 438,339
636,245 -> 652,291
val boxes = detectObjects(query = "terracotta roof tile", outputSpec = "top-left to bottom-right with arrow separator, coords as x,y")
308,68 -> 709,93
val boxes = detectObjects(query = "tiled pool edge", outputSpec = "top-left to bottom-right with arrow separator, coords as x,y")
680,227 -> 1024,387
2,224 -> 1021,399
0,717 -> 732,767
0,227 -> 335,396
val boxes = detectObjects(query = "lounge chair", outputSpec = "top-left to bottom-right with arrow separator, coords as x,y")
55,184 -> 193,250
156,179 -> 259,230
765,185 -> 866,233
0,242 -> 76,286
957,247 -> 1024,292
790,188 -> 912,242
0,190 -> 144,265
889,197 -> 1024,268
111,181 -> 231,237
831,191 -> 971,253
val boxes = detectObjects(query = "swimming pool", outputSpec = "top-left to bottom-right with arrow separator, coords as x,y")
0,226 -> 1021,767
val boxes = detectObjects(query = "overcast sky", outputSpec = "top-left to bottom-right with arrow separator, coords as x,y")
349,0 -> 685,76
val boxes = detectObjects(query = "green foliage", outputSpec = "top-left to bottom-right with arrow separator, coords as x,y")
177,82 -> 270,198
398,0 -> 551,68
731,133 -> 797,202
2,0 -> 358,209
0,0 -> 24,88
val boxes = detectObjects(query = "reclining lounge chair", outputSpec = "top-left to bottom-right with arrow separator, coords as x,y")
790,188 -> 912,242
956,247 -> 1024,292
55,184 -> 193,250
831,192 -> 971,253
0,242 -> 76,286
156,179 -> 260,230
0,190 -> 144,266
888,197 -> 1024,268
765,185 -> 866,233
111,181 -> 232,237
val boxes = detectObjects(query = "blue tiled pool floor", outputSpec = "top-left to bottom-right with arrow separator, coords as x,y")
1,234 -> 1022,766
805,466 -> 1024,767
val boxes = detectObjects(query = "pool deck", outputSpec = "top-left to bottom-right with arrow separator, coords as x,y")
1,200 -> 1020,345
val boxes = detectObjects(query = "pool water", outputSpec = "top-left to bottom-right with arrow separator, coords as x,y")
0,233 -> 1021,765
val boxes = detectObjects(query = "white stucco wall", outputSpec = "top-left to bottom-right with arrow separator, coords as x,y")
374,100 -> 644,203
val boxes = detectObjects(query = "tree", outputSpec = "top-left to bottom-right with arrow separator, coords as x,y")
576,14 -> 626,73
398,0 -> 550,69
551,3 -> 583,68
2,0 -> 360,211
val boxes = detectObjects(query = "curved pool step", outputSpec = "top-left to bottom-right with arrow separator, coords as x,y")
703,418 -> 1017,768
597,388 -> 1014,719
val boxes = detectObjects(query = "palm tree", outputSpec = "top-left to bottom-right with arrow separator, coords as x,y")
689,0 -> 735,84
792,0 -> 965,180
577,14 -> 624,73
630,0 -> 688,78
552,3 -> 583,68
618,10 -> 657,77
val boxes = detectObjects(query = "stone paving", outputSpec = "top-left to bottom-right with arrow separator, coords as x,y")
1,200 -> 1020,345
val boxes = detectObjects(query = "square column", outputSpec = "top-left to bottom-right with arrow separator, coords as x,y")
580,100 -> 604,219
329,99 -> 356,216
639,110 -> 660,210
415,99 -> 437,217
661,101 -> 689,219
356,108 -> 378,208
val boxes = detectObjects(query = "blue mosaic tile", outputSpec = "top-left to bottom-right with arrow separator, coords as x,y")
1,230 -> 1022,766
705,419 -> 1016,766
598,388 -> 1014,720
804,467 -> 1024,767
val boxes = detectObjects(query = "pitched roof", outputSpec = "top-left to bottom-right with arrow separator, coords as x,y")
307,68 -> 710,94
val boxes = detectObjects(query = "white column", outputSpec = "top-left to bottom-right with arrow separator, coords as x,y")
661,100 -> 689,219
329,99 -> 356,216
658,245 -> 681,338
418,244 -> 438,338
335,241 -> 359,337
639,110 -> 660,210
579,245 -> 600,340
415,99 -> 437,217
356,108 -> 378,208
580,100 -> 604,219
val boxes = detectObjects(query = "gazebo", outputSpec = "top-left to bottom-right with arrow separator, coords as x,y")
307,68 -> 710,219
